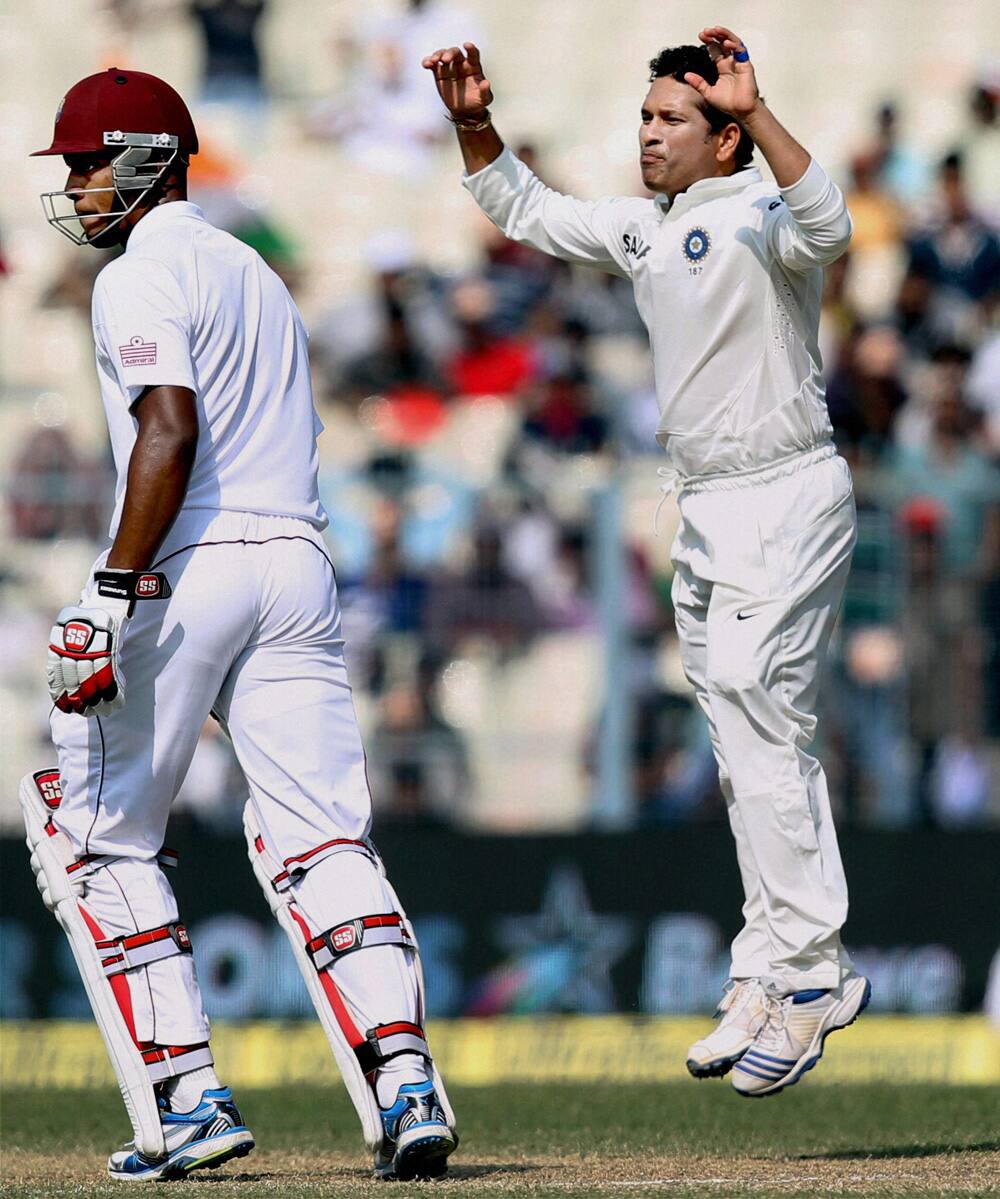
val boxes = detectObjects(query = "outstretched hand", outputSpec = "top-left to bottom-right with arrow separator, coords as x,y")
422,43 -> 494,119
684,26 -> 760,120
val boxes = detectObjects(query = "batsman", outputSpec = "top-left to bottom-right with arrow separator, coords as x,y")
425,27 -> 870,1095
24,68 -> 457,1180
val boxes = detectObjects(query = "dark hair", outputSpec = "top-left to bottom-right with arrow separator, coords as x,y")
648,45 -> 755,169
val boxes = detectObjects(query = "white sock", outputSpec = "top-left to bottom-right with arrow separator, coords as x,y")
164,1064 -> 223,1111
375,1053 -> 430,1108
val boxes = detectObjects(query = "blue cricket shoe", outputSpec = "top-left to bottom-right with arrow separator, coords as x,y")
374,1080 -> 457,1181
107,1087 -> 254,1181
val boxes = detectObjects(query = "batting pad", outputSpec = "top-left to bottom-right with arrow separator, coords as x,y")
243,807 -> 456,1150
20,771 -> 166,1158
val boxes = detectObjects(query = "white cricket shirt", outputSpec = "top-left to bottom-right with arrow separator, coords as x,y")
464,151 -> 852,481
91,201 -> 327,534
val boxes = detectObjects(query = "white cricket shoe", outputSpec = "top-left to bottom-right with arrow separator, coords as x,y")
686,979 -> 767,1078
731,973 -> 872,1098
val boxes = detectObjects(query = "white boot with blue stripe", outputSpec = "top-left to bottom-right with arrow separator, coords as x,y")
107,1087 -> 254,1181
374,1080 -> 457,1181
687,978 -> 768,1078
731,973 -> 871,1097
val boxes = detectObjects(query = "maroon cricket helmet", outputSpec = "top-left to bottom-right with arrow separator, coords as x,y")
32,68 -> 198,158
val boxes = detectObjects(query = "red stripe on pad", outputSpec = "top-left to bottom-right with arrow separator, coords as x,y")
77,902 -> 139,1044
289,905 -> 365,1050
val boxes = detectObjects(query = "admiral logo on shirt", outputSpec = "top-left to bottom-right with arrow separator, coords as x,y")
119,335 -> 158,368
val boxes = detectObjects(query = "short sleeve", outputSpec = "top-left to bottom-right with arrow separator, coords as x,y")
92,256 -> 196,407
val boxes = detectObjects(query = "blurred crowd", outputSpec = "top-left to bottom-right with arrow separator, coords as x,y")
2,1 -> 998,833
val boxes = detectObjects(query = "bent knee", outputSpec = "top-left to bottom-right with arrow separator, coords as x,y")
705,665 -> 766,702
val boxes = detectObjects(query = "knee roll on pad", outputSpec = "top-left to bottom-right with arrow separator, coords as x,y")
243,806 -> 455,1150
20,770 -> 212,1158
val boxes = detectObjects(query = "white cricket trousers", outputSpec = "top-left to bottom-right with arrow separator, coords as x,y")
50,508 -> 420,1051
670,444 -> 856,992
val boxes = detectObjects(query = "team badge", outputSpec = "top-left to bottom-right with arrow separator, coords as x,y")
682,227 -> 712,262
55,95 -> 66,125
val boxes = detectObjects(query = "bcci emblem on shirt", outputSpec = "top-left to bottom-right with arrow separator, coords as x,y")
682,227 -> 711,262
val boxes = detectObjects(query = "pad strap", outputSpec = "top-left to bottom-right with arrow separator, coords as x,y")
96,922 -> 192,977
265,835 -> 377,892
306,913 -> 412,971
55,838 -> 179,879
142,1042 -> 214,1083
355,1021 -> 430,1074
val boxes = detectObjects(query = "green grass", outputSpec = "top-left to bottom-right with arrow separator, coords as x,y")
1,1083 -> 998,1197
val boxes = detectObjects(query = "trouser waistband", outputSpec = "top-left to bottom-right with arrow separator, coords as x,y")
678,443 -> 837,494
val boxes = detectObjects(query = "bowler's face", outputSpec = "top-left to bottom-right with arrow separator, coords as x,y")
639,77 -> 722,199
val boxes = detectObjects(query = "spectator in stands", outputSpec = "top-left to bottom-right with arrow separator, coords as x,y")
368,670 -> 470,825
826,324 -> 908,455
425,516 -> 545,651
906,152 -> 1000,340
190,0 -> 268,110
957,71 -> 1000,223
311,231 -> 456,395
520,374 -> 609,455
888,383 -> 1000,573
870,101 -> 929,205
7,427 -> 106,541
446,278 -> 538,400
897,497 -> 992,824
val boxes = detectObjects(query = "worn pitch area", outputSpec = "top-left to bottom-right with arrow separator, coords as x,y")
1,1083 -> 997,1198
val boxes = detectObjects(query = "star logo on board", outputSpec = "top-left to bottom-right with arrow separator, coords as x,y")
468,866 -> 632,1014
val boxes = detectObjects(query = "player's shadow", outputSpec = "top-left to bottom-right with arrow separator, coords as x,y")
197,1163 -> 542,1183
800,1139 -> 1000,1160
445,1163 -> 541,1179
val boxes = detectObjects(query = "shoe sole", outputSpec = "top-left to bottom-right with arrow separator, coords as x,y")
686,1046 -> 752,1079
109,1130 -> 255,1182
377,1126 -> 457,1182
734,977 -> 872,1099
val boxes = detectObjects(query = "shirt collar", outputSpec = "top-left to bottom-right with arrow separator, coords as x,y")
655,167 -> 762,216
125,200 -> 205,253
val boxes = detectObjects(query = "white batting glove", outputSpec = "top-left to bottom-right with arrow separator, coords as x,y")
47,602 -> 129,716
46,568 -> 172,718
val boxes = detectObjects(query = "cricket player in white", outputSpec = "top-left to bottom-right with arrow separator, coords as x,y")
26,68 -> 456,1180
424,27 -> 871,1096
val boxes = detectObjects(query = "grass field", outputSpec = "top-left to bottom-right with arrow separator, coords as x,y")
1,1083 -> 997,1198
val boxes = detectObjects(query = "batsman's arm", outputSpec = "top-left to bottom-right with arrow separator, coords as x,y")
423,43 -> 634,277
106,385 -> 198,570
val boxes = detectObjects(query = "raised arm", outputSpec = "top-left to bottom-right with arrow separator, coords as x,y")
685,26 -> 852,269
421,43 -> 503,174
422,43 -> 636,276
